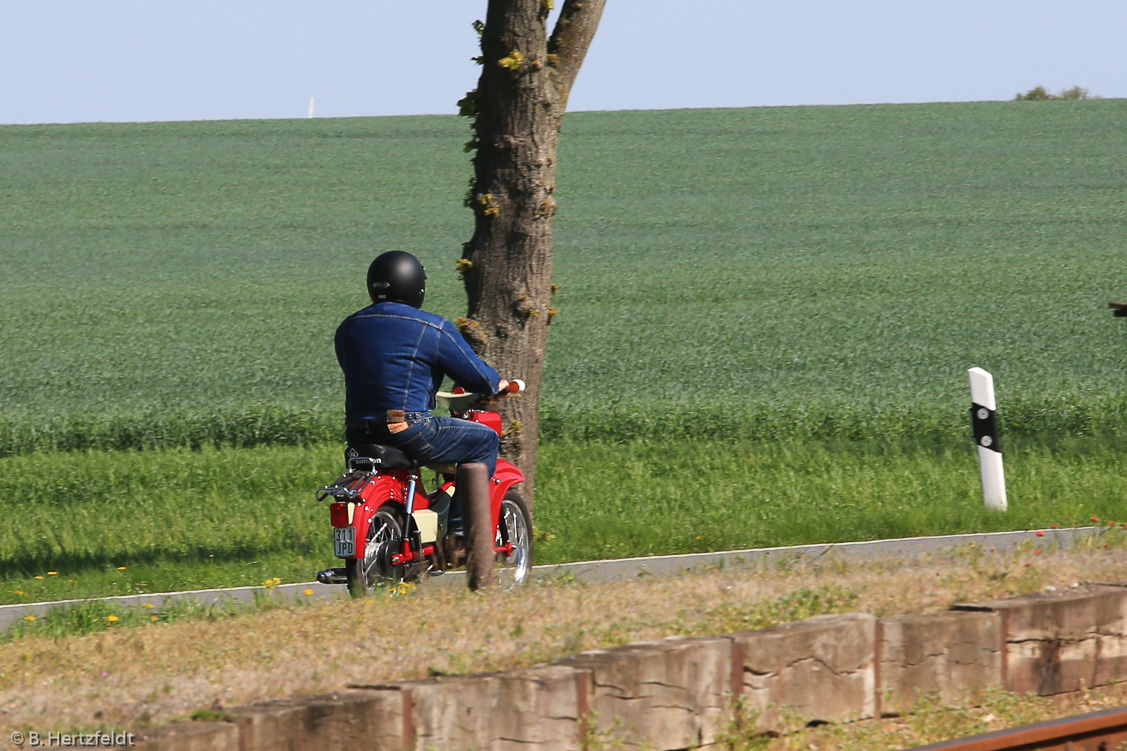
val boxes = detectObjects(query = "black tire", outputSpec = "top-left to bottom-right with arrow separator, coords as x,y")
346,505 -> 404,597
496,490 -> 533,589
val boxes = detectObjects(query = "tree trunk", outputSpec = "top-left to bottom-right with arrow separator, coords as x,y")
458,0 -> 604,507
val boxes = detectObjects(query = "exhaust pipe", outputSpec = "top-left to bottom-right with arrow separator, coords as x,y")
315,568 -> 348,585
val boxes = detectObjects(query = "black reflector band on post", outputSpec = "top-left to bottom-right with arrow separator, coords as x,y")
968,366 -> 1007,512
970,404 -> 1001,453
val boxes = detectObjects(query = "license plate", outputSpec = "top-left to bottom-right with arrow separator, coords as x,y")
334,527 -> 356,558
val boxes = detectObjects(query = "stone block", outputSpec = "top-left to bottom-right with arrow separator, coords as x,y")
732,613 -> 877,731
404,664 -> 585,751
134,721 -> 239,751
879,610 -> 1002,715
559,635 -> 733,750
956,584 -> 1127,695
231,689 -> 406,751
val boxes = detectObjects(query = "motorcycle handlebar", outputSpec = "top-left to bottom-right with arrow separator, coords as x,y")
441,379 -> 524,410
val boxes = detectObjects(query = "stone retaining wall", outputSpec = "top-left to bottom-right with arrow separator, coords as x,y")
136,583 -> 1127,751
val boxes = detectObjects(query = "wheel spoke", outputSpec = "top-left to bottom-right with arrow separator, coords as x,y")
348,507 -> 404,597
497,494 -> 533,588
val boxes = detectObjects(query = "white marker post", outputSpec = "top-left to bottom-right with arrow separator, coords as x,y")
968,367 -> 1007,511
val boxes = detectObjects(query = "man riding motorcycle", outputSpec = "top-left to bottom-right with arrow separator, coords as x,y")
334,250 -> 507,533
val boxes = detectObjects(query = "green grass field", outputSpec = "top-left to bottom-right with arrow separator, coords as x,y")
2,100 -> 1125,603
1,435 -> 1124,605
3,101 -> 1125,451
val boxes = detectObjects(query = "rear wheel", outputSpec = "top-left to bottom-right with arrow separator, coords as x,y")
496,490 -> 533,589
346,505 -> 404,597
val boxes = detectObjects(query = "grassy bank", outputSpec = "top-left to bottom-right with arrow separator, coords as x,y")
4,542 -> 1127,732
728,683 -> 1127,750
3,434 -> 1124,604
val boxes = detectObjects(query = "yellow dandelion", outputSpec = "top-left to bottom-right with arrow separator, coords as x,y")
68,579 -> 78,584
303,588 -> 314,596
47,571 -> 58,576
23,616 -> 36,622
150,616 -> 159,621
34,576 -> 43,580
10,590 -> 25,595
142,603 -> 154,608
263,577 -> 282,589
116,566 -> 127,571
107,615 -> 119,622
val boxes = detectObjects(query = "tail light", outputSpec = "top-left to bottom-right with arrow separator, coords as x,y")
329,502 -> 350,527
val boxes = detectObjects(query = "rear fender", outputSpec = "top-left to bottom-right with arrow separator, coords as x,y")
348,472 -> 419,554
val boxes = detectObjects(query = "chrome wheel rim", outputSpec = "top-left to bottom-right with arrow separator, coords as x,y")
362,512 -> 401,586
497,499 -> 531,588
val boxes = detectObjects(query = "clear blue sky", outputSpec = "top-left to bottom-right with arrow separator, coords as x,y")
3,1 -> 1125,125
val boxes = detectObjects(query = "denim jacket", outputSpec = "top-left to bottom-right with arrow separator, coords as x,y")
334,301 -> 500,422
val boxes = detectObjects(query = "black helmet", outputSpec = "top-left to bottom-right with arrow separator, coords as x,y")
366,250 -> 426,308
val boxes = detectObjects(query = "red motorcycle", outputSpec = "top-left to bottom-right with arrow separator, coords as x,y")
315,381 -> 533,595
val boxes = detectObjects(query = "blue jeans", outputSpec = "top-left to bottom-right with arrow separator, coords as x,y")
347,416 -> 500,519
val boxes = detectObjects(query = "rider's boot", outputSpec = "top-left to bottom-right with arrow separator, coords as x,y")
442,536 -> 468,569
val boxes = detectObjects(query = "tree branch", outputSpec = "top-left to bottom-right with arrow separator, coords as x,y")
548,0 -> 607,95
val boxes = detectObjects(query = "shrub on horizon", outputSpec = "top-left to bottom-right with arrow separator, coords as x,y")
1014,85 -> 1095,101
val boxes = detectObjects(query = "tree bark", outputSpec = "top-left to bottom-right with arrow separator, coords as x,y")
458,0 -> 605,508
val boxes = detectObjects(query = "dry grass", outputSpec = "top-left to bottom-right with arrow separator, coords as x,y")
3,543 -> 1127,733
735,682 -> 1127,750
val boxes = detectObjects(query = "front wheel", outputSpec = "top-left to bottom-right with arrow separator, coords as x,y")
346,505 -> 404,597
496,490 -> 533,589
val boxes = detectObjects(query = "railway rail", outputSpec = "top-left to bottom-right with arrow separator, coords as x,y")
906,706 -> 1127,750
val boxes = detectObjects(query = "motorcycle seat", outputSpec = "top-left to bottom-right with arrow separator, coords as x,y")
345,444 -> 459,475
345,443 -> 416,470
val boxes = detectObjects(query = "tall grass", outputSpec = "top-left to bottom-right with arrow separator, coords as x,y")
0,444 -> 334,603
534,435 -> 1127,562
0,406 -> 340,457
2,435 -> 1123,603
